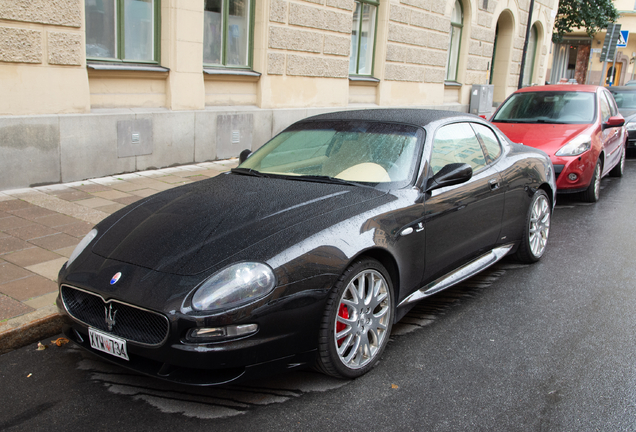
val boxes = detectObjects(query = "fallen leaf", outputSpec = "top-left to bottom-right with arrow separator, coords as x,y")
36,342 -> 47,351
391,384 -> 399,389
51,337 -> 70,347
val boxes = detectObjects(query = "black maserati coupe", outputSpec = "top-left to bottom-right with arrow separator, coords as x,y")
57,109 -> 555,385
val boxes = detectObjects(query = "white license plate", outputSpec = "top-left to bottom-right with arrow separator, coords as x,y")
89,328 -> 129,361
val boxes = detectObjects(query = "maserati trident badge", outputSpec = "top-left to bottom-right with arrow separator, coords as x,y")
110,272 -> 122,285
104,304 -> 118,331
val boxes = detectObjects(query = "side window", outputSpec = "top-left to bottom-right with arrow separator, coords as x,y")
349,0 -> 378,76
430,123 -> 487,175
85,0 -> 160,63
603,91 -> 618,116
471,123 -> 502,162
204,0 -> 254,68
599,92 -> 611,122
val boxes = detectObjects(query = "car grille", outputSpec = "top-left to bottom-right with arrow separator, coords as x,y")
61,285 -> 169,346
553,164 -> 564,179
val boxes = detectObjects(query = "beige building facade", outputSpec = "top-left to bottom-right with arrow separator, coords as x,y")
546,0 -> 636,86
0,0 -> 557,190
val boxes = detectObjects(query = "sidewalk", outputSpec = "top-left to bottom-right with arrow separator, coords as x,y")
0,159 -> 238,355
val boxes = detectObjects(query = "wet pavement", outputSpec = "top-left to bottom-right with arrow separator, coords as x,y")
0,159 -> 238,353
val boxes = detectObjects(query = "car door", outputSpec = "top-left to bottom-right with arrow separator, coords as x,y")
600,90 -> 622,173
422,122 -> 505,283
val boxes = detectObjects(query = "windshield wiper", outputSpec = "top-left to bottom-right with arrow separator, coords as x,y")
230,168 -> 268,177
291,175 -> 370,187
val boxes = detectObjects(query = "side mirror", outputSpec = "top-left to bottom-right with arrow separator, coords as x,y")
425,163 -> 473,193
602,115 -> 625,130
239,149 -> 252,164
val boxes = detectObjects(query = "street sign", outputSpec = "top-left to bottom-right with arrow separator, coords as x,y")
600,24 -> 622,62
618,30 -> 629,47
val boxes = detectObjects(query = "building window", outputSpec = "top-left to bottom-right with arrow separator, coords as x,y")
85,0 -> 160,63
349,0 -> 378,76
446,0 -> 463,81
522,24 -> 538,86
204,0 -> 254,68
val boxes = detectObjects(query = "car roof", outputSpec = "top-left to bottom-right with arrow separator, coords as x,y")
303,108 -> 478,128
515,84 -> 600,93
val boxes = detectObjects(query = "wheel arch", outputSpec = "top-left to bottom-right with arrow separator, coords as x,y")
351,248 -> 401,302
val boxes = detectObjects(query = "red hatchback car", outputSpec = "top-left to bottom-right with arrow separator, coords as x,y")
491,85 -> 626,202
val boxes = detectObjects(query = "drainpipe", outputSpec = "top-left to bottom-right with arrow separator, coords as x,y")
518,0 -> 536,89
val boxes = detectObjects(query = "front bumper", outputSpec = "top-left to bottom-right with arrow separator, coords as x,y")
56,278 -> 332,385
551,151 -> 596,192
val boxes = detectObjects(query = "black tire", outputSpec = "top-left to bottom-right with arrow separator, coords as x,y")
609,145 -> 626,178
514,190 -> 551,263
580,160 -> 602,203
315,258 -> 394,379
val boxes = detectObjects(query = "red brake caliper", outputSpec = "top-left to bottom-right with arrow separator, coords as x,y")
336,303 -> 349,346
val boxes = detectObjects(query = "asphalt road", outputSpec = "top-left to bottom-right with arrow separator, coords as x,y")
2,160 -> 636,432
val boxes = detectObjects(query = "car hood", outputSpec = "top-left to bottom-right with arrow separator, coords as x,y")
619,109 -> 636,122
493,122 -> 591,155
91,173 -> 388,276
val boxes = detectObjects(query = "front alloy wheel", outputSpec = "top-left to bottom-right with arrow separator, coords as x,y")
316,258 -> 393,379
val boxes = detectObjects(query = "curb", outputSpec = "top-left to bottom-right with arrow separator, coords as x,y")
0,306 -> 66,355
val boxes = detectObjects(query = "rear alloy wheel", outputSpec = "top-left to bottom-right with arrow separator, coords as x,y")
515,190 -> 551,263
316,258 -> 393,379
581,160 -> 602,203
609,145 -> 626,178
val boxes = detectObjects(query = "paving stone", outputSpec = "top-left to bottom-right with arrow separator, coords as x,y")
106,181 -> 146,192
29,233 -> 79,251
4,223 -> 59,241
112,196 -> 142,206
155,175 -> 188,184
36,214 -> 80,228
97,203 -> 126,214
25,257 -> 67,281
56,221 -> 94,238
0,216 -> 33,231
0,294 -> 34,321
74,197 -> 116,209
0,211 -> 10,219
9,206 -> 57,221
0,200 -> 31,212
90,190 -> 133,200
23,292 -> 59,309
53,190 -> 94,201
74,183 -> 114,193
54,246 -> 75,258
2,247 -> 62,267
0,237 -> 33,255
0,261 -> 33,284
130,188 -> 161,198
0,275 -> 57,301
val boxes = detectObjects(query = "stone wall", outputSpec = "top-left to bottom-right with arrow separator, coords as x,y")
0,0 -> 83,67
0,0 -> 89,115
266,0 -> 353,79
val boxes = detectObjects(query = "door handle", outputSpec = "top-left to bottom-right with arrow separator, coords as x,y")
489,178 -> 500,190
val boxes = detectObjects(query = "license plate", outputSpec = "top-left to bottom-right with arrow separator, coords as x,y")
89,328 -> 129,361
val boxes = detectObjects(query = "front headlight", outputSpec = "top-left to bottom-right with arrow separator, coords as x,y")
625,121 -> 636,131
192,262 -> 276,311
555,135 -> 592,157
66,229 -> 98,268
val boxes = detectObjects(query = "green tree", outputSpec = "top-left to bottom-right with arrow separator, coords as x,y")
552,0 -> 619,43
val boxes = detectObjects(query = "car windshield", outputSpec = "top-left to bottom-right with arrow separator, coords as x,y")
493,91 -> 596,124
610,90 -> 636,110
237,121 -> 422,188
